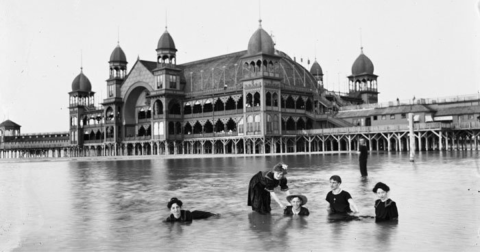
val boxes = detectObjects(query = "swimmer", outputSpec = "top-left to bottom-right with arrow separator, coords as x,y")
284,194 -> 310,216
325,175 -> 359,214
372,182 -> 398,222
165,197 -> 219,223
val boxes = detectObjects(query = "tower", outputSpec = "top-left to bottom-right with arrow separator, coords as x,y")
68,68 -> 94,146
103,43 -> 128,145
240,19 -> 282,147
348,47 -> 379,104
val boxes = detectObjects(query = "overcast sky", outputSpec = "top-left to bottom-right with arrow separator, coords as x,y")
1,0 -> 480,133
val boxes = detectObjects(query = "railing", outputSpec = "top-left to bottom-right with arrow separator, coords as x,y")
340,93 -> 480,111
1,141 -> 70,149
84,140 -> 103,144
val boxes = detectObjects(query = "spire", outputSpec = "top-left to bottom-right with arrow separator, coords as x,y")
117,26 -> 120,45
360,28 -> 363,53
258,0 -> 261,27
165,8 -> 168,31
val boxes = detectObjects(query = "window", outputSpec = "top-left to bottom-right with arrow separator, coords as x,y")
108,85 -> 114,97
468,114 -> 474,120
169,75 -> 177,89
390,114 -> 395,120
156,76 -> 163,89
381,115 -> 386,120
373,116 -> 377,121
254,115 -> 261,132
401,113 -> 406,119
247,115 -> 254,132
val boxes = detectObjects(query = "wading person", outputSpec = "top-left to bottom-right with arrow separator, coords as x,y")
284,194 -> 310,216
248,162 -> 290,214
358,138 -> 368,177
165,197 -> 219,223
325,175 -> 359,214
372,182 -> 398,222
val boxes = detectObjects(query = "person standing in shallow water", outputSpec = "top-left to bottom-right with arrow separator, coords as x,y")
358,138 -> 368,177
325,175 -> 359,214
248,163 -> 290,214
372,182 -> 398,222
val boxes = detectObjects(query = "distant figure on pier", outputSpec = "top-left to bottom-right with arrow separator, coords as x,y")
325,175 -> 359,215
164,197 -> 219,223
284,194 -> 309,216
372,182 -> 398,222
358,138 -> 368,177
248,162 -> 290,214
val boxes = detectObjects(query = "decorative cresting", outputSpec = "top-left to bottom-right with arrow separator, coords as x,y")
71,68 -> 92,92
351,47 -> 374,75
247,20 -> 275,56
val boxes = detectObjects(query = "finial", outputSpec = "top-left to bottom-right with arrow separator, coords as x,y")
137,55 -> 140,60
360,28 -> 363,53
80,50 -> 83,71
258,0 -> 262,27
361,46 -> 364,54
259,19 -> 262,28
117,26 -> 120,45
165,8 -> 168,31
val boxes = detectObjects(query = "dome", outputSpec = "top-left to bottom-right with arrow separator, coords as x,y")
310,61 -> 323,76
157,29 -> 177,51
71,69 -> 92,92
247,21 -> 275,55
351,49 -> 374,75
109,44 -> 127,63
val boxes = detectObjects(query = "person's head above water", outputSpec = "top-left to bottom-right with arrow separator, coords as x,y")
286,194 -> 308,207
372,182 -> 390,193
272,162 -> 288,180
329,175 -> 342,190
167,197 -> 183,209
329,175 -> 342,184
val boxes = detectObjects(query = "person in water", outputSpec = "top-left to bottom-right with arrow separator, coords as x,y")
165,197 -> 218,223
357,138 -> 368,177
284,194 -> 310,216
248,162 -> 290,214
372,182 -> 398,222
325,175 -> 359,214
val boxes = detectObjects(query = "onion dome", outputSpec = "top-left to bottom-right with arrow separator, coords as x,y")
109,44 -> 127,63
247,20 -> 275,55
71,68 -> 92,92
351,48 -> 374,75
157,28 -> 177,51
310,60 -> 323,76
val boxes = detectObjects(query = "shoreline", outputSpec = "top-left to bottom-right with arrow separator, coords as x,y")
0,151 -> 355,163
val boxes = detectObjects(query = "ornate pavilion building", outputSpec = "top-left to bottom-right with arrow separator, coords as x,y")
66,21 -> 370,157
3,20 -> 479,159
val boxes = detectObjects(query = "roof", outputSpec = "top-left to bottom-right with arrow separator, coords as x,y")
157,29 -> 177,51
71,69 -> 92,92
109,45 -> 127,63
310,61 -> 323,76
0,119 -> 21,128
335,105 -> 434,118
139,60 -> 158,72
351,49 -> 374,75
247,25 -> 275,56
434,105 -> 480,116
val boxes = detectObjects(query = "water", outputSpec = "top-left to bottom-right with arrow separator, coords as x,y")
0,152 -> 479,251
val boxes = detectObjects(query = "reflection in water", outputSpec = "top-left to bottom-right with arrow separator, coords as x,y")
1,152 -> 479,251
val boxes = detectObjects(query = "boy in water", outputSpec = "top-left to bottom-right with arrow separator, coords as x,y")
325,175 -> 359,214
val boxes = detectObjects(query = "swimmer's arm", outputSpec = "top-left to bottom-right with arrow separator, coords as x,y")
270,191 -> 286,209
348,198 -> 359,213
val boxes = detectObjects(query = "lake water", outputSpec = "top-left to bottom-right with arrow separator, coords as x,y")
0,152 -> 479,251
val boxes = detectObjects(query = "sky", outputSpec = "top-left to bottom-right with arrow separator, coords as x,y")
1,0 -> 480,133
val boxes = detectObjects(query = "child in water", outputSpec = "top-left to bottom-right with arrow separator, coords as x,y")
372,182 -> 398,222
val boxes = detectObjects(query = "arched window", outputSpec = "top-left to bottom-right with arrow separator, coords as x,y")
246,93 -> 253,107
286,117 -> 296,130
138,108 -> 146,120
106,107 -> 114,121
169,100 -> 181,115
254,92 -> 261,107
138,126 -> 146,136
214,99 -> 224,111
215,119 -> 224,132
184,103 -> 192,114
306,99 -> 313,112
184,123 -> 192,135
266,92 -> 272,106
226,119 -> 236,132
175,122 -> 182,135
272,93 -> 278,107
193,101 -> 202,113
267,115 -> 272,133
273,115 -> 279,131
204,121 -> 213,133
286,96 -> 295,109
193,122 -> 202,134
203,100 -> 213,113
297,118 -> 305,130
296,97 -> 305,110
237,96 -> 243,109
225,97 -> 236,110
154,100 -> 163,115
